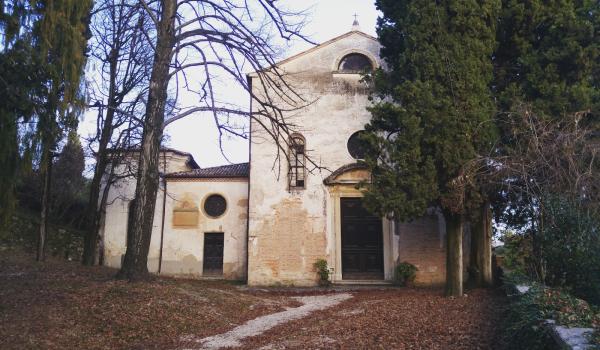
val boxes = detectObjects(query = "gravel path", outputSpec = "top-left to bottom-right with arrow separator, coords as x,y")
182,293 -> 353,349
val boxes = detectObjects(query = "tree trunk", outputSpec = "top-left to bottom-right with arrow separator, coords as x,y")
82,106 -> 111,264
37,146 -> 52,261
479,202 -> 493,286
469,202 -> 493,287
82,72 -> 119,265
117,0 -> 176,281
445,210 -> 463,297
469,214 -> 481,286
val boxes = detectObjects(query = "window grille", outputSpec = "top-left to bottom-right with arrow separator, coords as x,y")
288,135 -> 306,189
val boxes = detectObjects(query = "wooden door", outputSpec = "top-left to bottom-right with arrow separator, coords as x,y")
341,197 -> 384,280
203,233 -> 224,276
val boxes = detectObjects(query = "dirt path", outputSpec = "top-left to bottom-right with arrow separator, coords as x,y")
239,288 -> 507,350
182,293 -> 353,349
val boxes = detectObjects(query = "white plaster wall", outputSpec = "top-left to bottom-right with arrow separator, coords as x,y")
247,32 -> 384,285
161,179 -> 248,279
100,151 -> 248,280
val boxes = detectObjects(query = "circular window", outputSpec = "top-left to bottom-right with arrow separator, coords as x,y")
338,53 -> 373,72
347,131 -> 369,159
204,194 -> 227,218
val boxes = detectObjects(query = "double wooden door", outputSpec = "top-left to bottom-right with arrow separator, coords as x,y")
341,197 -> 384,280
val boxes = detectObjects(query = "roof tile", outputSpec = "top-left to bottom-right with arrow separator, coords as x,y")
165,163 -> 249,179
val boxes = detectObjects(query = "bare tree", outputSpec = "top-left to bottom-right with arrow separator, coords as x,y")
467,106 -> 600,279
82,0 -> 152,265
118,0 -> 313,280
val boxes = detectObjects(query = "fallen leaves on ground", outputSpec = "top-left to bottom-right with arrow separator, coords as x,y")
0,248 -> 508,349
240,288 -> 508,349
0,249 -> 296,350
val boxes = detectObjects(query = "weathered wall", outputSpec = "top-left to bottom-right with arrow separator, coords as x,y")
160,179 -> 248,279
396,214 -> 447,285
247,32 -> 385,286
100,151 -> 248,280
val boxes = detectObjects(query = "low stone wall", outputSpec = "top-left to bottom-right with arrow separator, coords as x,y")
510,284 -> 595,350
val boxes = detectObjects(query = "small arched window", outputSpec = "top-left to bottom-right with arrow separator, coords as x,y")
338,53 -> 373,72
288,134 -> 306,190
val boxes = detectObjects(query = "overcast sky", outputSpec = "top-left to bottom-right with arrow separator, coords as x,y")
79,0 -> 380,168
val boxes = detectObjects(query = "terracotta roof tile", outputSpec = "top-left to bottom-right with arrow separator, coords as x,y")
165,163 -> 249,179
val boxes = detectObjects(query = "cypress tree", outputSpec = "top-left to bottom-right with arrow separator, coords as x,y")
495,0 -> 600,121
363,0 -> 499,296
493,0 -> 600,279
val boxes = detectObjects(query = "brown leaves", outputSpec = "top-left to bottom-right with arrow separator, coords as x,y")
0,249 -> 297,350
0,249 -> 509,349
239,288 -> 508,350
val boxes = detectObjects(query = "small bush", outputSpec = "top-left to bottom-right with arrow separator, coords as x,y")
502,274 -> 600,349
393,262 -> 417,286
541,197 -> 600,305
313,259 -> 330,286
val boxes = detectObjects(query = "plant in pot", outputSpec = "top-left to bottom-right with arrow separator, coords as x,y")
314,259 -> 331,287
394,262 -> 418,286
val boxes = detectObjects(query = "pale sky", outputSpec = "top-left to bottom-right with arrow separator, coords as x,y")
79,0 -> 380,168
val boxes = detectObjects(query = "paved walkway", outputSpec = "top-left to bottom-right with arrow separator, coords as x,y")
182,293 -> 353,350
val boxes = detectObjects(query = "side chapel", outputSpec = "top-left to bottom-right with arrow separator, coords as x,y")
100,23 -> 471,286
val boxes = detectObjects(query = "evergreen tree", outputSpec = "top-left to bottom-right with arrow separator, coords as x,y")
493,0 -> 600,280
495,0 -> 600,121
0,2 -> 43,228
363,0 -> 499,296
51,130 -> 87,227
1,0 -> 92,259
33,0 -> 92,261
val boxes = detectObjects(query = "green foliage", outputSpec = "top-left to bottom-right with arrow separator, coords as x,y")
502,275 -> 600,349
492,2 -> 600,255
393,262 -> 417,286
0,36 -> 44,229
363,0 -> 500,219
313,259 -> 331,286
0,0 -> 92,230
495,0 -> 600,122
50,131 -> 88,229
540,197 -> 600,306
1,210 -> 83,259
499,231 -> 535,276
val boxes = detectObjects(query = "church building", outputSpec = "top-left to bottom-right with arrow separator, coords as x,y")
100,24 -> 469,286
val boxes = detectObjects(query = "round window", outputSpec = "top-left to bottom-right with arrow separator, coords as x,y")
204,194 -> 227,218
347,131 -> 368,159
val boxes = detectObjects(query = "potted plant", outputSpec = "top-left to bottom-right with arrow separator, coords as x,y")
314,259 -> 331,287
394,262 -> 418,286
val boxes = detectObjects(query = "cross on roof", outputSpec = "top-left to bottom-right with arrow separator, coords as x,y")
352,13 -> 360,29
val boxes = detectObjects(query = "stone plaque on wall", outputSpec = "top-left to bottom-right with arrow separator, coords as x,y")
173,201 -> 199,228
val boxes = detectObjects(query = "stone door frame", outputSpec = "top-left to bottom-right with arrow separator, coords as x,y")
328,185 -> 394,282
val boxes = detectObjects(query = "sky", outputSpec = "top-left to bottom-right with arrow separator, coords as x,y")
78,0 -> 380,168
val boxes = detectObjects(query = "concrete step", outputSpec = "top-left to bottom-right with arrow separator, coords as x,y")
333,280 -> 393,286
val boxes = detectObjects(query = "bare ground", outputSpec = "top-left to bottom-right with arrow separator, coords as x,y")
0,248 -> 507,350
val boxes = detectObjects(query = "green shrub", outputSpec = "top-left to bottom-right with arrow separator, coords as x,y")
313,259 -> 330,286
502,274 -> 600,349
393,262 -> 417,286
540,197 -> 600,305
499,230 -> 536,276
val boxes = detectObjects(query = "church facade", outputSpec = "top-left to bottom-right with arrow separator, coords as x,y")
100,28 -> 469,286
